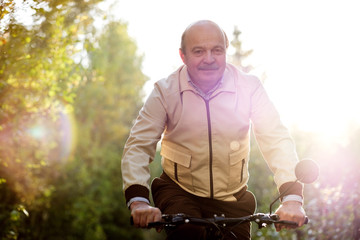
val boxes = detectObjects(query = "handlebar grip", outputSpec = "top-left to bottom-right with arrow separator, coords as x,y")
279,220 -> 298,227
147,221 -> 164,228
279,216 -> 309,227
130,217 -> 164,229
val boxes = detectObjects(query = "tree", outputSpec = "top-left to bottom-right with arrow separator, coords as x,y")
0,0 -> 104,238
60,20 -> 148,239
27,20 -> 149,239
228,26 -> 253,73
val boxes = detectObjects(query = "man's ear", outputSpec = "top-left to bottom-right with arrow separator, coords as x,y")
179,48 -> 186,64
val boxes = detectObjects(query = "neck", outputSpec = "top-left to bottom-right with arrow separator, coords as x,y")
193,80 -> 217,93
186,70 -> 223,94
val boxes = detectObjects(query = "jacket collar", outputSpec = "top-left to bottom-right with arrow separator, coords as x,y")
179,64 -> 236,95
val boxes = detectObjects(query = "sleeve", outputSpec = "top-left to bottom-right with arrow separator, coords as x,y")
121,83 -> 167,204
249,78 -> 303,197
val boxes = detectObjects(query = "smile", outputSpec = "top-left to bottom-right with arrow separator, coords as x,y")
198,66 -> 218,71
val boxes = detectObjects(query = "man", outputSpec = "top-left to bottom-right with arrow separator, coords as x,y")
121,20 -> 306,239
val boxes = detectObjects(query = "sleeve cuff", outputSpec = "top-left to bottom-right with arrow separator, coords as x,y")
125,184 -> 150,205
279,181 -> 303,198
127,197 -> 151,208
281,194 -> 303,205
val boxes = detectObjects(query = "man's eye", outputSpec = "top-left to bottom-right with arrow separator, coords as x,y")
213,48 -> 224,54
193,49 -> 203,55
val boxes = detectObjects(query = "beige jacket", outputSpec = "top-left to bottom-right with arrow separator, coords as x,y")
122,63 -> 299,202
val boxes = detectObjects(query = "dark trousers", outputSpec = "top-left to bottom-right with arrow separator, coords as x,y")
151,172 -> 257,240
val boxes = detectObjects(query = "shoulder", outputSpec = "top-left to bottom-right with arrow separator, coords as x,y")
145,66 -> 185,106
155,66 -> 185,90
225,63 -> 262,90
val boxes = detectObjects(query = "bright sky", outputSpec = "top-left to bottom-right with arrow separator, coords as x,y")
106,0 -> 360,141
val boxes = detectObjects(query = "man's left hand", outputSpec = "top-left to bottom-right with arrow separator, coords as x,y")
274,201 -> 306,231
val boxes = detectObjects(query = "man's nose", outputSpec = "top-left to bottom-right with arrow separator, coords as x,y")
203,51 -> 215,63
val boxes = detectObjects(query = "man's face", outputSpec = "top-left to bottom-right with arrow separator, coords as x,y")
180,23 -> 227,86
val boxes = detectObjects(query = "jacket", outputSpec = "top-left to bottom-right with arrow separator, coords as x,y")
121,63 -> 302,203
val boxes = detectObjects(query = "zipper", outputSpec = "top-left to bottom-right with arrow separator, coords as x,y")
174,163 -> 178,182
241,159 -> 245,182
205,99 -> 214,199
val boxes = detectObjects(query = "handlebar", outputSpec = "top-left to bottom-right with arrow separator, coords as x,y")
132,213 -> 308,230
131,213 -> 308,240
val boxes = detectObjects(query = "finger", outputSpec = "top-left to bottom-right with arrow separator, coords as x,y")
292,216 -> 305,228
286,224 -> 297,230
131,209 -> 146,228
131,212 -> 138,227
276,223 -> 294,231
275,223 -> 281,232
141,213 -> 151,228
299,216 -> 307,226
136,216 -> 145,228
151,209 -> 163,232
144,213 -> 154,228
145,209 -> 160,227
134,211 -> 145,228
132,216 -> 140,228
154,209 -> 162,222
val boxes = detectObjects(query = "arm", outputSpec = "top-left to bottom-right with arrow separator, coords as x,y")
249,78 -> 306,229
250,78 -> 303,194
121,84 -> 167,226
273,184 -> 306,230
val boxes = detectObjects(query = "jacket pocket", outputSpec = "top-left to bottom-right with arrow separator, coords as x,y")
160,142 -> 193,188
228,148 -> 248,191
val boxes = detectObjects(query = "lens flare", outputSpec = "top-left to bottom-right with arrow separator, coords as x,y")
57,109 -> 77,161
27,125 -> 46,139
25,104 -> 77,163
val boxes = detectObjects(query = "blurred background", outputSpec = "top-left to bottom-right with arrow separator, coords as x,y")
0,0 -> 359,239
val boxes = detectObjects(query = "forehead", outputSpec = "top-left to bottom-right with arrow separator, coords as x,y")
184,23 -> 225,49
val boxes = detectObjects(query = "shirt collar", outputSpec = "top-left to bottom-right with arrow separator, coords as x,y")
186,71 -> 224,100
179,64 -> 236,99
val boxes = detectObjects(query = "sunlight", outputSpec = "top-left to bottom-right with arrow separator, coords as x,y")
258,28 -> 360,145
111,0 -> 360,147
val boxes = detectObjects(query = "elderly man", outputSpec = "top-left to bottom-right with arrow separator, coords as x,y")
121,20 -> 305,239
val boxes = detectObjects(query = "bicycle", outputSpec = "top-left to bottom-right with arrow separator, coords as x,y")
133,159 -> 319,240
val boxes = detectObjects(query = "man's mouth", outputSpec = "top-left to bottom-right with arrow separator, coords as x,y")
198,66 -> 218,71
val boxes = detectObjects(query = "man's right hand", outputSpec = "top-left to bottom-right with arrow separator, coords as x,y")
130,201 -> 162,228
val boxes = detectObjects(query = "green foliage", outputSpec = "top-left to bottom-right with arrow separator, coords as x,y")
79,20 -> 147,148
0,1 -> 148,239
58,20 -> 147,239
1,0 -> 102,238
